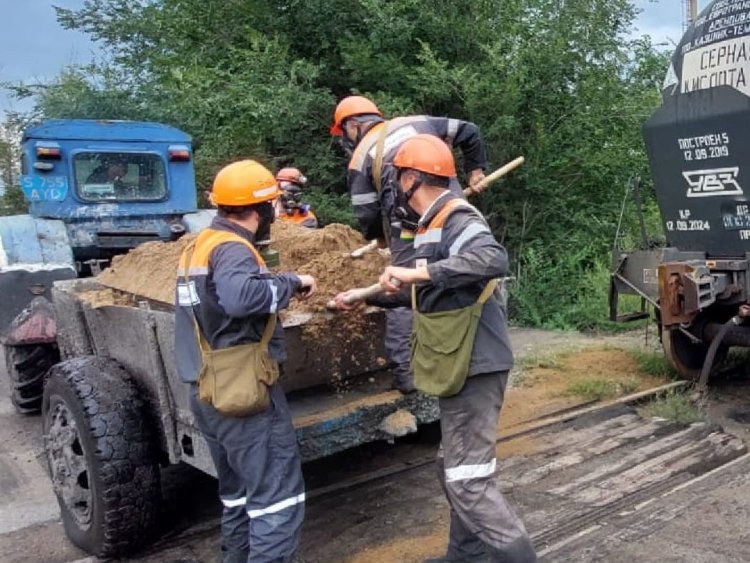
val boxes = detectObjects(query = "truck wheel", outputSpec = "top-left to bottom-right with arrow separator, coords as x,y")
4,343 -> 59,415
662,325 -> 726,380
42,357 -> 161,557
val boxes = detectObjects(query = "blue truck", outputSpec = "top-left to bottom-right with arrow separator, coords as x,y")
0,120 -> 213,413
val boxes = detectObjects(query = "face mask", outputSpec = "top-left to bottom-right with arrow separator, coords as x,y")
394,173 -> 422,233
255,202 -> 275,247
280,186 -> 303,214
339,136 -> 355,159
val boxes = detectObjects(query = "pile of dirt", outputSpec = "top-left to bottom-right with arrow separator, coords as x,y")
96,222 -> 389,312
76,288 -> 137,309
98,234 -> 197,305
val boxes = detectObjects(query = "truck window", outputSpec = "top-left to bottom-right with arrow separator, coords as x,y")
74,152 -> 167,201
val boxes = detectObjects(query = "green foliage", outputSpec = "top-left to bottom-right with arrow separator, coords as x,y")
639,389 -> 706,425
564,377 -> 640,401
628,350 -> 679,380
8,0 -> 670,327
0,186 -> 27,216
301,191 -> 356,227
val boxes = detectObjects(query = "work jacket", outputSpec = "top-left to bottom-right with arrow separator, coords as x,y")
278,207 -> 318,228
369,192 -> 513,376
174,217 -> 301,384
347,115 -> 487,266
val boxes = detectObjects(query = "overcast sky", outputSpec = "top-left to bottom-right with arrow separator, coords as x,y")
0,0 -> 706,115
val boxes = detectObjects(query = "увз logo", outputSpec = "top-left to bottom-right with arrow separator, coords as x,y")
683,167 -> 743,198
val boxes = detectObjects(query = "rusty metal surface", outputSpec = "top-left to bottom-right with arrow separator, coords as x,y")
658,261 -> 715,326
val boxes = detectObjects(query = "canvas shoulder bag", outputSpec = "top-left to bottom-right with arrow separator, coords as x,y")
181,232 -> 280,417
411,279 -> 497,397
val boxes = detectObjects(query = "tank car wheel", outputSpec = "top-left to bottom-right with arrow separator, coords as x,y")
661,325 -> 726,381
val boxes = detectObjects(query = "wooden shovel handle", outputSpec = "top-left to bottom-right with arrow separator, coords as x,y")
463,156 -> 525,197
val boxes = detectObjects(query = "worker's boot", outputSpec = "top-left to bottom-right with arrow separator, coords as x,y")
392,369 -> 416,394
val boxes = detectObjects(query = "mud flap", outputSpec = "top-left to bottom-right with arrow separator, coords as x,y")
0,268 -> 77,338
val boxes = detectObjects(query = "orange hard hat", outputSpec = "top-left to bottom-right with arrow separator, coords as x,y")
330,95 -> 382,135
211,160 -> 280,206
393,134 -> 457,178
276,167 -> 307,186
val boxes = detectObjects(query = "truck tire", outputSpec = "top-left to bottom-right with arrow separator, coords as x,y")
4,343 -> 59,415
42,356 -> 161,557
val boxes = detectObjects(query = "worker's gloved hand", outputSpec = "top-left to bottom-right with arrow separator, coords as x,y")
297,275 -> 317,300
379,266 -> 430,292
467,168 -> 486,194
333,290 -> 364,311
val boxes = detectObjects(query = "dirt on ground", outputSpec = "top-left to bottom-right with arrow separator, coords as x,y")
500,347 -> 668,431
95,221 -> 389,313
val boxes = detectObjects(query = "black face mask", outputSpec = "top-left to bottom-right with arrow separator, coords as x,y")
339,136 -> 355,159
255,202 -> 275,247
280,186 -> 303,214
394,174 -> 423,233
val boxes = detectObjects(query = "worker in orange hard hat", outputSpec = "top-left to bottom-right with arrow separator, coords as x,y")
337,136 -> 536,563
175,159 -> 315,563
330,94 -> 490,394
274,167 -> 319,228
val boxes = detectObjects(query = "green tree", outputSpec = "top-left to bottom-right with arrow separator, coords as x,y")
0,114 -> 27,216
12,0 -> 670,327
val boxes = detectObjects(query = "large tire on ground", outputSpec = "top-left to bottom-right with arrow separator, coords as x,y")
4,343 -> 59,415
42,356 -> 161,557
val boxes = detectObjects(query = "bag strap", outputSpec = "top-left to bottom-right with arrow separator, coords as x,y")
371,122 -> 393,245
182,238 -> 276,354
477,279 -> 498,305
412,278 -> 498,311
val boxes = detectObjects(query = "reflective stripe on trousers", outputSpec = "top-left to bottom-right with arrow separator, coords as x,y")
437,371 -> 537,562
190,383 -> 305,563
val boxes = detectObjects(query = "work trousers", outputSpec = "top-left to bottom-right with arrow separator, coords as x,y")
437,371 -> 537,562
190,383 -> 305,563
385,234 -> 415,383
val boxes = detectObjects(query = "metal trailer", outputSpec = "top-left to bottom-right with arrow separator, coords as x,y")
43,278 -> 438,557
610,0 -> 750,386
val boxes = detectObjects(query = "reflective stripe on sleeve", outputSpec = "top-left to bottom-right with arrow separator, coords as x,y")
352,192 -> 379,206
446,118 -> 460,145
448,223 -> 490,256
267,280 -> 279,314
247,492 -> 306,518
414,228 -> 443,248
445,458 -> 497,482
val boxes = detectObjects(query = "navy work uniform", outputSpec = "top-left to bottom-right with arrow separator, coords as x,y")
348,116 -> 488,390
174,216 -> 305,563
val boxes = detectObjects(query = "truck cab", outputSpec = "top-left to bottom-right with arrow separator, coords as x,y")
20,120 -> 201,270
1,120 -> 213,414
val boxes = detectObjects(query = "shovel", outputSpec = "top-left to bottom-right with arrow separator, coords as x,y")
348,155 -> 525,259
325,279 -> 401,311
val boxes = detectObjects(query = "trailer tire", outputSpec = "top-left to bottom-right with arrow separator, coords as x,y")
42,356 -> 161,557
4,343 -> 59,415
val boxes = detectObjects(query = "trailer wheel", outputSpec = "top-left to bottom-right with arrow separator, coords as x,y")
4,343 -> 59,415
662,325 -> 726,380
42,357 -> 161,557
